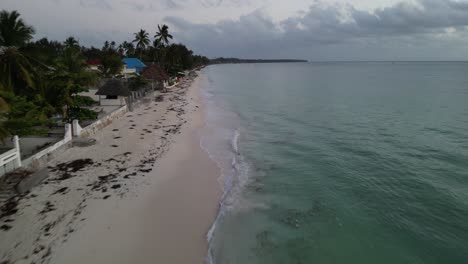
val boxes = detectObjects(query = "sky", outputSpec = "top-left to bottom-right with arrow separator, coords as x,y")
3,0 -> 468,60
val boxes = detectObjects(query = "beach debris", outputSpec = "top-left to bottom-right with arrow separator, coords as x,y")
0,197 -> 19,219
39,201 -> 56,215
155,95 -> 164,102
51,187 -> 68,196
0,169 -> 33,199
0,224 -> 12,231
49,159 -> 94,181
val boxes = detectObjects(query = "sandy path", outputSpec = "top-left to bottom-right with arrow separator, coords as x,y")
0,73 -> 221,264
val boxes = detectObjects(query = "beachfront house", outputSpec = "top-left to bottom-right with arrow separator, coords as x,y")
122,58 -> 146,78
142,64 -> 169,91
86,59 -> 102,72
95,79 -> 131,106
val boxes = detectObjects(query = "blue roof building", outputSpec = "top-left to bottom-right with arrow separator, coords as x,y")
122,58 -> 146,74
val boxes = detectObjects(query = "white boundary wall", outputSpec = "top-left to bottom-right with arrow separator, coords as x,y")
21,124 -> 73,170
0,136 -> 21,177
0,101 -> 129,175
77,105 -> 128,138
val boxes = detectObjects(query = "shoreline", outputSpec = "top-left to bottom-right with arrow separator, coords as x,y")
0,72 -> 222,264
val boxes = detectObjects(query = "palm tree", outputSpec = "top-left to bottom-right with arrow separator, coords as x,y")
0,11 -> 36,94
103,40 -> 110,51
133,29 -> 150,60
154,24 -> 173,46
0,10 -> 35,47
117,44 -> 124,56
51,46 -> 98,120
121,41 -> 135,57
154,25 -> 173,71
0,46 -> 35,93
64,36 -> 79,49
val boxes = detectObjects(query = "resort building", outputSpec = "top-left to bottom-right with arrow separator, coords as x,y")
86,59 -> 102,71
122,58 -> 146,78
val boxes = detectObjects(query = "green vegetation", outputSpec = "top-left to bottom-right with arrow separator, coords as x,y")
133,29 -> 150,60
0,10 -> 209,141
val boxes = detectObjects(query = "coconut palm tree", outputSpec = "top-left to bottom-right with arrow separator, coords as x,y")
0,10 -> 35,47
154,24 -> 173,46
64,36 -> 79,49
154,25 -> 173,70
121,41 -> 135,57
0,10 -> 36,94
133,29 -> 150,59
0,46 -> 35,93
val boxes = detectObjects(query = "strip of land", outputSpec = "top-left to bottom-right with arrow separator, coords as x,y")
210,57 -> 308,64
0,73 -> 221,264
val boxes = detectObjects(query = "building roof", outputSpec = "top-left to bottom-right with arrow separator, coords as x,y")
87,59 -> 102,66
95,79 -> 131,97
122,58 -> 146,69
142,64 -> 169,81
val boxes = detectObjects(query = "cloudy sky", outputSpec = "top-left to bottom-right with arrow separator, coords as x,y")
3,0 -> 468,60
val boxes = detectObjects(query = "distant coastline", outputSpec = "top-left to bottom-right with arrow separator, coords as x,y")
209,57 -> 307,64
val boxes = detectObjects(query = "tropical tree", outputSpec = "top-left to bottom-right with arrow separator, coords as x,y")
1,91 -> 50,136
0,47 -> 35,94
50,46 -> 98,120
64,36 -> 79,49
0,10 -> 34,47
121,41 -> 135,57
154,24 -> 173,46
133,29 -> 150,59
100,54 -> 123,77
110,41 -> 116,50
26,37 -> 64,65
103,40 -> 110,50
127,73 -> 148,91
153,25 -> 173,70
0,10 -> 36,95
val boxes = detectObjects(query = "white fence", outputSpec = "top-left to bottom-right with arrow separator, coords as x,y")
75,105 -> 128,138
0,124 -> 72,177
21,124 -> 72,171
0,96 -> 135,176
0,136 -> 21,176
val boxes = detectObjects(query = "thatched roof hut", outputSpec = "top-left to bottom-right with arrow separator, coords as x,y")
95,79 -> 131,97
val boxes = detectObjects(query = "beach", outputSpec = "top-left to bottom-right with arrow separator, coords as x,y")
0,73 -> 222,264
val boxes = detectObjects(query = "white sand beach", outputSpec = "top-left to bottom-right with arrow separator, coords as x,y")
0,73 -> 222,264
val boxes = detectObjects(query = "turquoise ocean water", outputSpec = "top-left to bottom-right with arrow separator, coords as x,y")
200,62 -> 468,264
